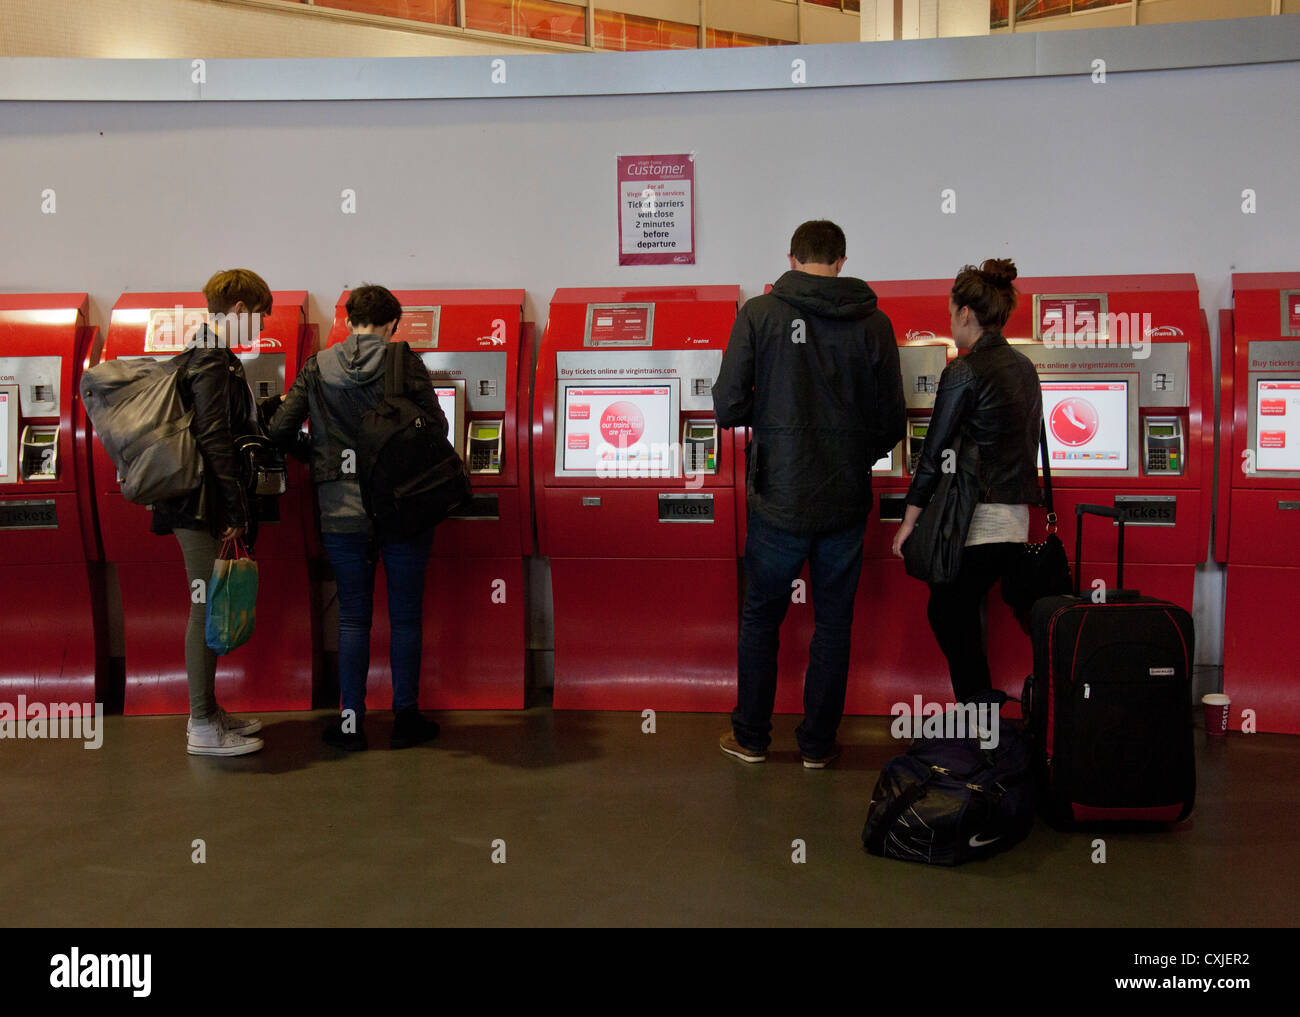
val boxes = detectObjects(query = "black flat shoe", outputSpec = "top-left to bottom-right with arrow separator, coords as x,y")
323,718 -> 368,752
391,708 -> 440,749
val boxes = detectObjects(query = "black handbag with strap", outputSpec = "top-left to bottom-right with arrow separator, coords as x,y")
902,429 -> 980,587
1000,421 -> 1072,632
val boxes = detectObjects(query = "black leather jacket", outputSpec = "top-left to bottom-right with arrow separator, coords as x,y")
150,337 -> 261,537
906,331 -> 1043,510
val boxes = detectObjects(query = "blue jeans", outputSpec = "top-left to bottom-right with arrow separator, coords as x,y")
732,511 -> 866,756
321,529 -> 435,720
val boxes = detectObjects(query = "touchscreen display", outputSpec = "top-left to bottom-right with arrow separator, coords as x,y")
562,385 -> 673,474
1041,381 -> 1129,471
1257,380 -> 1300,471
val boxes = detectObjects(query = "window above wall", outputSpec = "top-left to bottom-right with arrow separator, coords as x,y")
270,0 -> 854,50
992,1 -> 1135,30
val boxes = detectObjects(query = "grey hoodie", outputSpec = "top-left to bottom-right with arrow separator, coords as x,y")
268,334 -> 447,533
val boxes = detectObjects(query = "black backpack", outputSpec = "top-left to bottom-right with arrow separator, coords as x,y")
357,341 -> 471,542
862,692 -> 1038,866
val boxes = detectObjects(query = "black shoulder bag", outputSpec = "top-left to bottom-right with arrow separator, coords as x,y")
1000,421 -> 1072,632
902,430 -> 980,587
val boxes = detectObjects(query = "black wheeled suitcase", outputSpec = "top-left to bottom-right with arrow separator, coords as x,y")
1023,503 -> 1195,826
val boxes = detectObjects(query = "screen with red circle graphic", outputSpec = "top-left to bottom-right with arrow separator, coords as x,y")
562,385 -> 673,473
1041,381 -> 1129,470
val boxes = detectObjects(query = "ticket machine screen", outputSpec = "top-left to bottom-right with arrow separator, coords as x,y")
561,383 -> 676,474
435,386 -> 457,433
1257,380 -> 1300,471
433,383 -> 466,457
0,386 -> 15,483
1042,381 -> 1129,470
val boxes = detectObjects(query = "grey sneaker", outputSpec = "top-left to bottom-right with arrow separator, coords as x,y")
187,718 -> 264,757
187,706 -> 262,737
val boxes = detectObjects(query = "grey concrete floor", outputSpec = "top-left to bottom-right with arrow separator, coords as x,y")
1,705 -> 1294,927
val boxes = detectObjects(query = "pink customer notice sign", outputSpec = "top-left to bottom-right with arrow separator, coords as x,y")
617,154 -> 695,266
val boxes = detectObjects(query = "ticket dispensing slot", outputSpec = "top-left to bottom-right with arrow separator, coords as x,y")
467,420 -> 504,475
1143,417 -> 1184,475
683,419 -> 718,474
877,492 -> 907,521
20,426 -> 59,480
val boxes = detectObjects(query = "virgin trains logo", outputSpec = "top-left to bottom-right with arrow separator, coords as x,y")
477,336 -> 506,346
905,330 -> 937,341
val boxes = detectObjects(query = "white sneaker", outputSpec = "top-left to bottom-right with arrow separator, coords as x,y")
187,706 -> 263,737
187,718 -> 264,757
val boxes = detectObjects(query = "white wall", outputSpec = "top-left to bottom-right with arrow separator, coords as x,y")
3,57 -> 1298,669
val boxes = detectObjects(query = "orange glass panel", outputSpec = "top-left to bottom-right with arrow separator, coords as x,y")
706,28 -> 784,48
1016,0 -> 1074,21
315,0 -> 456,26
593,10 -> 695,51
465,0 -> 585,45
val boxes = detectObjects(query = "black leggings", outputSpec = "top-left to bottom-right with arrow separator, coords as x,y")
926,542 -> 1020,703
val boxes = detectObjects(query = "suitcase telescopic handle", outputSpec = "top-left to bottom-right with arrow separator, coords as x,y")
1074,503 -> 1124,596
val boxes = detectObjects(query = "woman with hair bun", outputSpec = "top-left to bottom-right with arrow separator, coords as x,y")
890,259 -> 1044,702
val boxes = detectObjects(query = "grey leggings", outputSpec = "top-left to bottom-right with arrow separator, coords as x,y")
174,527 -> 220,721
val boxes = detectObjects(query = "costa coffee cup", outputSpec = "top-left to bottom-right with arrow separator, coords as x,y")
1201,693 -> 1231,737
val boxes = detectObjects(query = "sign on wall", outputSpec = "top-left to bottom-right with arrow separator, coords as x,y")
617,154 -> 695,266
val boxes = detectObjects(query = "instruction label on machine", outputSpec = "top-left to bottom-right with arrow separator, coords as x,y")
618,154 -> 695,266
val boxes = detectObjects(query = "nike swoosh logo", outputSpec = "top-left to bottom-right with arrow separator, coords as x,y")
969,834 -> 1001,848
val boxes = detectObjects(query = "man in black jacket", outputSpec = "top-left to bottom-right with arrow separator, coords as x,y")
714,221 -> 906,768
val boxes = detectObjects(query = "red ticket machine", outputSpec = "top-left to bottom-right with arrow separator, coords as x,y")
323,289 -> 530,709
0,294 -> 106,706
90,292 -> 318,714
534,286 -> 740,710
755,274 -> 1212,714
1216,273 -> 1300,734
